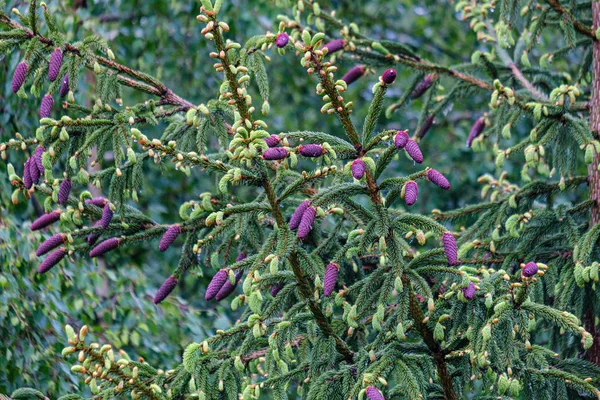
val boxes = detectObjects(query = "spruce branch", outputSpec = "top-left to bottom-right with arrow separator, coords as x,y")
544,0 -> 596,40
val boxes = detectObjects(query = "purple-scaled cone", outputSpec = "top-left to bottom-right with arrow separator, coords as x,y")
394,130 -> 409,149
159,224 -> 181,252
463,282 -> 476,300
39,94 -> 54,118
298,144 -> 324,157
298,206 -> 316,240
466,117 -> 486,148
38,248 -> 67,274
86,197 -> 108,207
351,159 -> 366,180
33,146 -> 45,176
270,283 -> 284,297
87,221 -> 101,246
23,159 -> 33,189
153,275 -> 178,304
405,140 -> 423,164
29,155 -> 40,184
342,65 -> 365,86
427,169 -> 450,190
36,233 -> 66,257
411,74 -> 435,99
262,147 -> 289,160
381,68 -> 397,85
90,237 -> 119,258
324,262 -> 339,297
12,62 -> 28,93
58,178 -> 72,205
265,135 -> 281,148
100,203 -> 113,229
59,74 -> 69,98
31,211 -> 61,231
416,115 -> 434,140
366,386 -> 385,400
48,48 -> 63,82
289,200 -> 311,230
236,252 -> 247,262
322,39 -> 345,54
523,262 -> 539,277
205,269 -> 228,300
404,181 -> 418,206
275,32 -> 289,48
215,270 -> 244,301
442,232 -> 458,265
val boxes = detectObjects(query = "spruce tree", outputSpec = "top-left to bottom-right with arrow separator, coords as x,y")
1,0 -> 600,398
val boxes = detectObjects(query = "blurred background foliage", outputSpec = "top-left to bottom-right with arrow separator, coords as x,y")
0,0 -> 585,396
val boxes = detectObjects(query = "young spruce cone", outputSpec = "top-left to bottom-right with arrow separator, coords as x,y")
12,62 -> 28,93
59,74 -> 69,98
36,233 -> 66,257
405,140 -> 423,163
33,146 -> 45,175
58,178 -> 72,205
38,248 -> 67,274
381,68 -> 397,85
39,94 -> 54,118
341,65 -> 365,86
275,32 -> 289,48
159,224 -> 181,252
205,269 -> 228,300
29,156 -> 41,184
23,159 -> 33,189
411,74 -> 435,99
289,200 -> 310,230
89,238 -> 120,258
394,130 -> 409,150
270,283 -> 284,297
427,169 -> 450,190
86,197 -> 108,207
216,270 -> 244,301
416,115 -> 434,140
265,134 -> 281,147
31,211 -> 61,231
351,159 -> 366,180
322,39 -> 345,54
298,144 -> 324,157
87,222 -> 101,246
262,147 -> 289,160
463,282 -> 476,300
297,206 -> 316,240
100,203 -> 113,229
404,181 -> 418,206
466,117 -> 486,147
323,262 -> 339,297
522,262 -> 539,277
442,232 -> 458,265
153,275 -> 178,304
48,48 -> 63,82
366,386 -> 385,400
236,252 -> 247,262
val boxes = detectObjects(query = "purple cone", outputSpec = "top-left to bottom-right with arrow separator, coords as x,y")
467,117 -> 486,148
275,32 -> 289,48
404,181 -> 418,206
38,248 -> 67,274
90,237 -> 120,258
523,262 -> 538,278
36,233 -> 66,257
59,74 -> 69,98
29,156 -> 40,184
298,144 -> 323,157
87,221 -> 101,246
215,270 -> 244,301
39,94 -> 54,118
265,135 -> 281,148
442,232 -> 458,265
416,115 -> 434,140
322,39 -> 345,54
411,74 -> 435,99
262,147 -> 289,160
351,159 -> 366,180
12,62 -> 28,93
159,224 -> 181,252
86,197 -> 108,207
23,159 -> 33,189
405,140 -> 423,163
236,252 -> 247,262
463,282 -> 476,300
298,206 -> 316,240
323,262 -> 339,297
33,146 -> 45,176
366,386 -> 385,400
58,179 -> 72,205
289,200 -> 310,230
342,65 -> 365,86
427,169 -> 450,190
48,48 -> 63,82
31,211 -> 61,231
100,203 -> 113,229
394,130 -> 409,149
153,275 -> 178,304
381,68 -> 396,85
205,269 -> 228,300
270,283 -> 284,297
